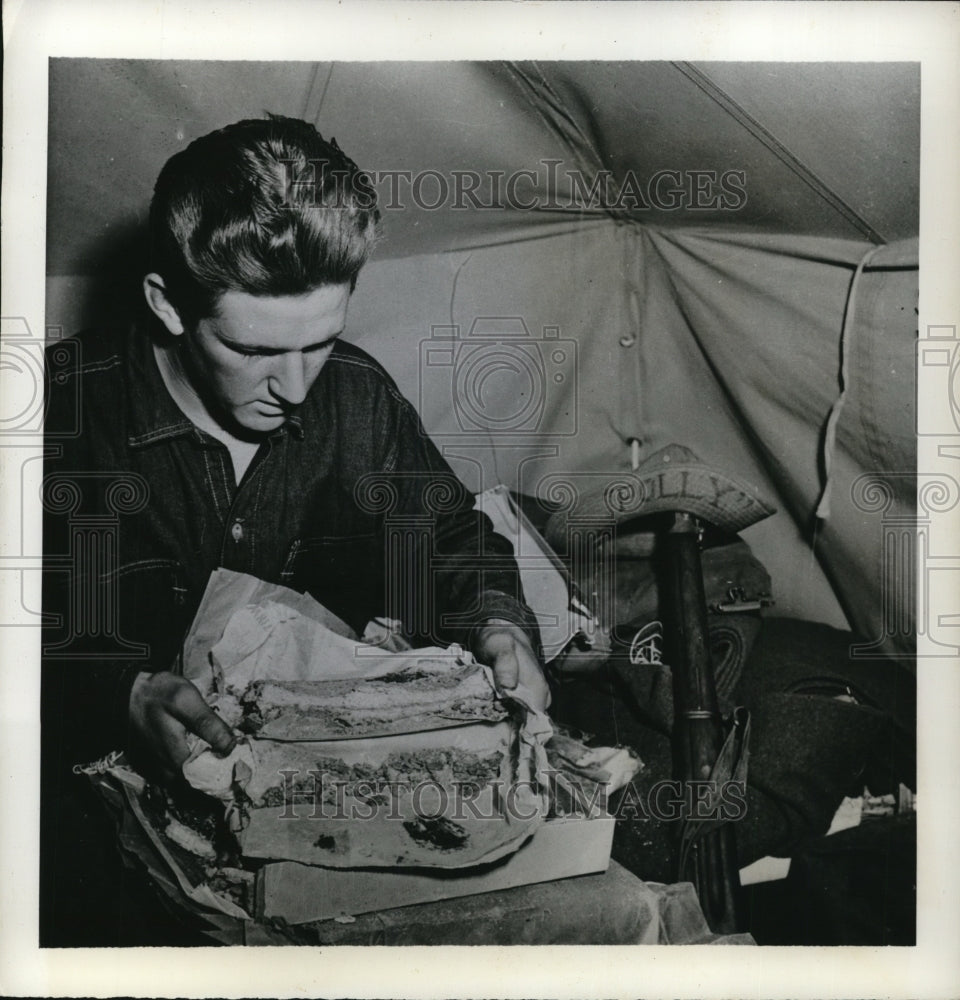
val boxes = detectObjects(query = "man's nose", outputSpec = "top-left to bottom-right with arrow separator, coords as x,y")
269,353 -> 309,406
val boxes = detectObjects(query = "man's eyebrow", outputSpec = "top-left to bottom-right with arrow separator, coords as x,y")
219,330 -> 344,353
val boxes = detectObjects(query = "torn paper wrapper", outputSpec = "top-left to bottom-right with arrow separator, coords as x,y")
182,567 -> 357,685
179,568 -> 555,869
76,755 -> 252,922
203,602 -> 509,741
77,567 -> 640,924
185,568 -> 489,694
208,598 -> 477,693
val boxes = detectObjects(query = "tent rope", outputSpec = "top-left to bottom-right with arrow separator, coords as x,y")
815,244 -> 885,520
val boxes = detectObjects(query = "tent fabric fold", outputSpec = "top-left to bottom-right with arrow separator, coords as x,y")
45,59 -> 919,653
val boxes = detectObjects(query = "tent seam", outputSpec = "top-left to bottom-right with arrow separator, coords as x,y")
640,228 -> 802,525
502,62 -> 639,227
503,61 -> 608,180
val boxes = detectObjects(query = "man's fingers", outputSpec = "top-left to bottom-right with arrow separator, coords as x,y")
479,625 -> 521,691
152,711 -> 194,771
164,679 -> 236,756
477,623 -> 551,709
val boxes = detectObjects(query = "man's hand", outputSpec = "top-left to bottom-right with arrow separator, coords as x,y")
475,619 -> 551,713
129,670 -> 236,785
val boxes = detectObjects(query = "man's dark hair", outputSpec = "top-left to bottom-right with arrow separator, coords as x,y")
148,114 -> 380,325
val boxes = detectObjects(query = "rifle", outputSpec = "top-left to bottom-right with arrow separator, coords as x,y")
541,444 -> 771,933
661,511 -> 745,935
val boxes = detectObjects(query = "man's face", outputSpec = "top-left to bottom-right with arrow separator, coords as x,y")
182,284 -> 352,436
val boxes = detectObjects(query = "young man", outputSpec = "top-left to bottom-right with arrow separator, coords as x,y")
41,116 -> 547,942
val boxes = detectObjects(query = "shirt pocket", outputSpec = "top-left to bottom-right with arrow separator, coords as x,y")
280,534 -> 383,632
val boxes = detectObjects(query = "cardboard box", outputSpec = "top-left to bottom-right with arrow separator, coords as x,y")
256,814 -> 615,925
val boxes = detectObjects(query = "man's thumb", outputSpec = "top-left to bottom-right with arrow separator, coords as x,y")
169,683 -> 236,756
196,708 -> 237,756
493,648 -> 519,691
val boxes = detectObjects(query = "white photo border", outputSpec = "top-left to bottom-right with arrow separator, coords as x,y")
2,1 -> 958,997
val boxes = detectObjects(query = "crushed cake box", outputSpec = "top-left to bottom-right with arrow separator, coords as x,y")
256,814 -> 616,925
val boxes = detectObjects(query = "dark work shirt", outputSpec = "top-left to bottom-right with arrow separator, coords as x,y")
42,324 -> 538,763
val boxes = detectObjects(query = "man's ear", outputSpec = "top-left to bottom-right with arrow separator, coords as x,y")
143,273 -> 185,336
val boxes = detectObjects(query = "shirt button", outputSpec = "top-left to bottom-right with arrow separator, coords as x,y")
231,520 -> 244,542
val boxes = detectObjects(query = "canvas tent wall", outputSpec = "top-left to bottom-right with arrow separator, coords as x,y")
45,59 -> 920,656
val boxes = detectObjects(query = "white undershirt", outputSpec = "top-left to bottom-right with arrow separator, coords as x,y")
152,341 -> 261,485
221,438 -> 260,485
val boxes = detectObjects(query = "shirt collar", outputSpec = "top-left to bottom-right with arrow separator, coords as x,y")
125,323 -> 305,447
